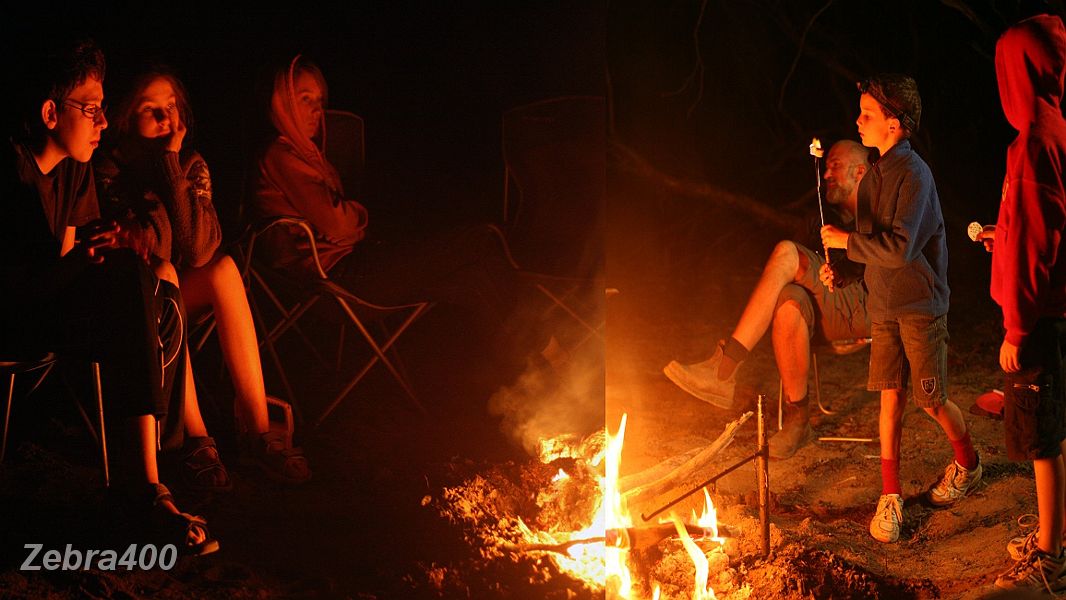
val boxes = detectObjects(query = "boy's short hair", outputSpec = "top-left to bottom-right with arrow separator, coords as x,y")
858,73 -> 922,137
15,38 -> 106,142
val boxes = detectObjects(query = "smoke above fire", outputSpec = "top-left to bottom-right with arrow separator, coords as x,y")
488,341 -> 605,456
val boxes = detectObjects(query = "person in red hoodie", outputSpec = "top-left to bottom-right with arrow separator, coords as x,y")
983,13 -> 1066,591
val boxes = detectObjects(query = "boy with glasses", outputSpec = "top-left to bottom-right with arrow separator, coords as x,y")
0,38 -> 216,555
821,73 -> 980,544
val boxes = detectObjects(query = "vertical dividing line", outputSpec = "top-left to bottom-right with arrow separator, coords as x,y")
756,394 -> 770,557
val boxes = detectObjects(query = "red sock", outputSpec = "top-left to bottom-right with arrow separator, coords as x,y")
881,458 -> 902,495
950,431 -> 978,470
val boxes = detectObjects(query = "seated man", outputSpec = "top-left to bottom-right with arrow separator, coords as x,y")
664,139 -> 871,459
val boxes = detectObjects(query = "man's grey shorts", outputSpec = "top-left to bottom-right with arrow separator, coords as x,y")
775,243 -> 870,343
868,313 -> 949,408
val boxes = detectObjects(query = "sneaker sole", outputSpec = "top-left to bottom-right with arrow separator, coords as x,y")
663,363 -> 735,409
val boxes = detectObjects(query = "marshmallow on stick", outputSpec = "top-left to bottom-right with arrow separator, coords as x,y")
811,137 -> 834,291
809,138 -> 824,158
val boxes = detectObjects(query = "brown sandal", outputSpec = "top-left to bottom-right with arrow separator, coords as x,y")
241,430 -> 311,485
177,436 -> 232,492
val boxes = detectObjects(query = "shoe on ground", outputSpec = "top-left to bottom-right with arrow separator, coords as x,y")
1009,529 -> 1040,562
240,430 -> 312,485
769,402 -> 815,460
926,456 -> 982,507
995,547 -> 1066,592
870,493 -> 903,543
662,345 -> 735,409
175,436 -> 232,493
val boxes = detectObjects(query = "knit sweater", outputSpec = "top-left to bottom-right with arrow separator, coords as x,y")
94,148 -> 221,269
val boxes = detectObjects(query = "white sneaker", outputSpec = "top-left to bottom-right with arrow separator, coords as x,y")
927,457 -> 982,507
870,494 -> 903,543
995,548 -> 1066,592
662,345 -> 736,409
1008,529 -> 1040,562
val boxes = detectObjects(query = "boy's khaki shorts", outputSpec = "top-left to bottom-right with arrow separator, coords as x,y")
868,313 -> 949,408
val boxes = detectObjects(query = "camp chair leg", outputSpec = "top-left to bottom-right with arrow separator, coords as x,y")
92,362 -> 109,488
1,373 -> 13,463
252,269 -> 325,363
812,353 -> 836,416
315,301 -> 429,427
536,283 -> 602,341
248,290 -> 303,424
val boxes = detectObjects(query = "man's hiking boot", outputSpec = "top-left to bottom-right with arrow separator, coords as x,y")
769,400 -> 815,459
663,345 -> 735,409
1008,528 -> 1066,561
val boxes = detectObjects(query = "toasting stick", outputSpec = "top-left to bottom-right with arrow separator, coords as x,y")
810,138 -> 836,292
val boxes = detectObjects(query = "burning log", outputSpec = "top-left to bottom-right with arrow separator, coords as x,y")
499,523 -> 733,556
621,411 -> 753,507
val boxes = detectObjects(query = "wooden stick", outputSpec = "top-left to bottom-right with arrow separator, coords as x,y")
500,523 -> 730,555
622,411 -> 752,504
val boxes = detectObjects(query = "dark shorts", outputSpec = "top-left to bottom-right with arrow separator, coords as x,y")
776,244 -> 870,343
868,313 -> 949,408
1004,318 -> 1066,461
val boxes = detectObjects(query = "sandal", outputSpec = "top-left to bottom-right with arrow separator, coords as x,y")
241,430 -> 312,485
177,436 -> 233,492
148,483 -> 220,556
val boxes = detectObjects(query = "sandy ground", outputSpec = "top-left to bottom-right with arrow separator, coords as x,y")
606,261 -> 1039,599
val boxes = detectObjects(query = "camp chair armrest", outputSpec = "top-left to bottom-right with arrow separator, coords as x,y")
246,216 -> 330,280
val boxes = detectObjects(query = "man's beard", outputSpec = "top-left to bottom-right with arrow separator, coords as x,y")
826,184 -> 850,205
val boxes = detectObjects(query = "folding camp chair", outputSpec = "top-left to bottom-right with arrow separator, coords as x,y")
1,355 -> 110,486
324,110 -> 366,198
240,216 -> 431,427
777,337 -> 872,430
500,96 -> 607,348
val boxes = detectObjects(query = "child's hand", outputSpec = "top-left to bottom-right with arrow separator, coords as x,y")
1000,338 -> 1020,373
74,219 -> 121,263
819,262 -> 836,292
165,105 -> 186,154
975,226 -> 995,253
114,219 -> 151,263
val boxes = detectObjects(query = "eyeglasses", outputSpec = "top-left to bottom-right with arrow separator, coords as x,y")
63,99 -> 107,123
857,78 -> 917,132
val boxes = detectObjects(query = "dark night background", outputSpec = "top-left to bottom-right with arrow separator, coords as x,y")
2,0 -> 1065,597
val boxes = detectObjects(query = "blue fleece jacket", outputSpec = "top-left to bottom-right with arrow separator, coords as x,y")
846,139 -> 950,320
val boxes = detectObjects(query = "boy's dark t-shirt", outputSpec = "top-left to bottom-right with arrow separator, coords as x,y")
0,139 -> 98,331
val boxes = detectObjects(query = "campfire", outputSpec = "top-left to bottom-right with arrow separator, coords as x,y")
437,403 -> 773,599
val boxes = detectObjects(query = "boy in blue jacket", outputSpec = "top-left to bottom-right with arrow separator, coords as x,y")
822,74 -> 980,544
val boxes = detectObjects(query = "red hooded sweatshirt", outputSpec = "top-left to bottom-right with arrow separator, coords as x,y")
992,14 -> 1066,346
